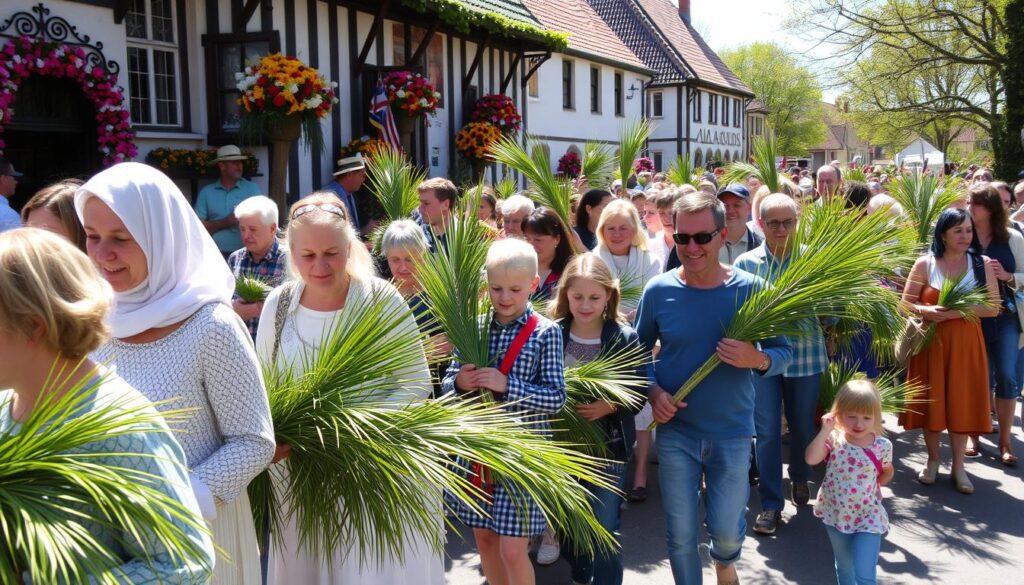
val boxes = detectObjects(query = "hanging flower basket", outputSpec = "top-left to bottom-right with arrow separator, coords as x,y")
382,70 -> 441,119
340,135 -> 386,159
455,122 -> 502,162
470,94 -> 521,136
557,150 -> 582,178
0,36 -> 136,166
146,147 -> 259,177
633,156 -> 655,174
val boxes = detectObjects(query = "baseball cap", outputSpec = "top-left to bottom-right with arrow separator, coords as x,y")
0,160 -> 23,177
717,183 -> 750,200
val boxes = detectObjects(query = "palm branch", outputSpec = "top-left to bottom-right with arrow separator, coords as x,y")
0,361 -> 212,584
817,361 -> 928,414
913,271 -> 994,353
554,346 -> 648,457
495,176 -> 518,199
581,141 -> 614,188
252,290 -> 620,564
721,135 -> 780,193
650,200 -> 921,429
615,265 -> 647,309
844,166 -> 868,184
490,134 -> 575,231
828,285 -> 906,366
235,274 -> 274,303
366,146 -> 425,221
666,154 -> 701,187
617,118 -> 652,186
887,172 -> 964,245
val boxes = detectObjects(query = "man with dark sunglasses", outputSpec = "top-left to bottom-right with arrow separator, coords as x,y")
634,191 -> 792,585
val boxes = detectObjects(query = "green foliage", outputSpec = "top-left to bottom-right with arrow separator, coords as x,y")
581,141 -> 614,189
912,271 -> 995,354
617,118 -> 653,186
666,154 -> 702,187
0,363 -> 212,583
719,42 -> 826,155
817,362 -> 928,414
400,0 -> 568,49
722,135 -> 781,193
366,147 -> 425,222
490,134 -> 575,230
495,176 -> 518,199
887,173 -> 965,245
235,274 -> 274,303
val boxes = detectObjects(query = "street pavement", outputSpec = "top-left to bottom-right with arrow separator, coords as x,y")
445,414 -> 1024,584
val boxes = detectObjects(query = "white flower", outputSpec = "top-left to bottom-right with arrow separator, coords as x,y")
435,92 -> 442,99
235,72 -> 245,81
105,124 -> 113,131
304,96 -> 323,109
331,81 -> 338,87
36,58 -> 44,69
419,98 -> 429,107
287,83 -> 299,94
396,89 -> 406,98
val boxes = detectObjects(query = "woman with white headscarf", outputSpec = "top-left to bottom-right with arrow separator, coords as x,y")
76,162 -> 275,584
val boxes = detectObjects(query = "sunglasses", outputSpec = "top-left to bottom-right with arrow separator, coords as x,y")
672,229 -> 720,245
291,203 -> 347,220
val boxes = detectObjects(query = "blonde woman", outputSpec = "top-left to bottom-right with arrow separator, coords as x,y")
77,162 -> 275,584
255,193 -> 440,585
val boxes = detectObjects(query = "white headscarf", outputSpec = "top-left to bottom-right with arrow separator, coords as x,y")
75,162 -> 234,338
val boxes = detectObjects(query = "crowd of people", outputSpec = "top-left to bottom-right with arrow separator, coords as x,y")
0,144 -> 1020,585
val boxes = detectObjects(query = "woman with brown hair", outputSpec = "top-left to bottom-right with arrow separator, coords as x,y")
523,207 -> 576,302
21,178 -> 87,250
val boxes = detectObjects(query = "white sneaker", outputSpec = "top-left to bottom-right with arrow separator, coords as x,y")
536,528 -> 560,566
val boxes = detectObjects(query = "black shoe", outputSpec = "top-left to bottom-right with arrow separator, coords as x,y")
753,510 -> 780,535
627,486 -> 648,502
791,482 -> 810,507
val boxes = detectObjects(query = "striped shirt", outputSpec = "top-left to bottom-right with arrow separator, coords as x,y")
227,239 -> 288,338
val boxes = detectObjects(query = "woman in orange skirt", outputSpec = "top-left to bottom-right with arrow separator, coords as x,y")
900,208 -> 1000,494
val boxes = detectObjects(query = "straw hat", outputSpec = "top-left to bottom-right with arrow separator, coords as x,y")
333,154 -> 366,176
209,145 -> 248,164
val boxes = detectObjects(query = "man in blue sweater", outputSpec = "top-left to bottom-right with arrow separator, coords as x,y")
634,191 -> 792,585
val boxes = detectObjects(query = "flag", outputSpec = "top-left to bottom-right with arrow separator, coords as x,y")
369,80 -> 401,151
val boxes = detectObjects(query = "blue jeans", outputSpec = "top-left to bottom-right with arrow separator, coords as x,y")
982,312 -> 1021,399
561,462 -> 627,585
754,372 -> 822,511
825,526 -> 881,585
657,425 -> 750,585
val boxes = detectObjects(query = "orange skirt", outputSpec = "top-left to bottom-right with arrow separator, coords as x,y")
900,315 -> 992,434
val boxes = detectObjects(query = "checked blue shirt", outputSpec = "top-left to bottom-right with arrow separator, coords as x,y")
227,239 -> 288,338
734,243 -> 830,378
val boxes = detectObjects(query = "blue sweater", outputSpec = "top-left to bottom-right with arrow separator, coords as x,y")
634,268 -> 792,439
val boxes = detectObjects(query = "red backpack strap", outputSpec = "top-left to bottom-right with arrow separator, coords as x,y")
498,313 -> 540,375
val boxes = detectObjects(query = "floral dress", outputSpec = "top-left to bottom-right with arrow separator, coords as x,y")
814,434 -> 892,534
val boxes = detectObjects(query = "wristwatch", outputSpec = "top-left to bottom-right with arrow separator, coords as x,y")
757,352 -> 771,372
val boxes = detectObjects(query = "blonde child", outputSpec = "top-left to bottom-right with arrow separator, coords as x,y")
442,238 -> 566,585
806,380 -> 895,585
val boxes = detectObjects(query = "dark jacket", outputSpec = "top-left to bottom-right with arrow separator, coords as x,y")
557,317 -> 646,460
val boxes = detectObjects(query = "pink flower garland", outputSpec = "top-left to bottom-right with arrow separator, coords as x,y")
0,36 -> 136,165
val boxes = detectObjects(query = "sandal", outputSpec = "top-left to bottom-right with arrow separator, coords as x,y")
917,460 -> 939,485
627,486 -> 648,502
1000,448 -> 1018,467
952,468 -> 974,494
964,445 -> 981,458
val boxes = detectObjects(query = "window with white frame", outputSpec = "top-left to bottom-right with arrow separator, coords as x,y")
528,68 -> 539,98
562,59 -> 574,109
651,90 -> 663,118
126,0 -> 180,126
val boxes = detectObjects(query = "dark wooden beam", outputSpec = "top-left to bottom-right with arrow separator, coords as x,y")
501,51 -> 522,93
356,0 -> 391,73
236,0 -> 267,32
114,0 -> 130,24
408,16 -> 439,65
521,51 -> 550,87
462,33 -> 490,91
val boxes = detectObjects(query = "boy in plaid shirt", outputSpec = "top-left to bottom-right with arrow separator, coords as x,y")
442,238 -> 566,585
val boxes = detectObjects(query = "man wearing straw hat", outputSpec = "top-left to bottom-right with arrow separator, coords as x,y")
194,145 -> 261,259
323,154 -> 368,235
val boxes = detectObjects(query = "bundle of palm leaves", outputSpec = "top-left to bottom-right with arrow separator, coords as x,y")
0,365 -> 211,583
251,289 -> 620,564
912,271 -> 994,354
366,146 -> 424,221
491,134 -> 575,232
843,166 -> 869,184
666,154 -> 702,187
650,200 -> 920,429
494,176 -> 518,200
888,172 -> 964,245
617,118 -> 652,187
817,362 -> 928,415
581,141 -> 614,188
721,135 -> 780,193
234,274 -> 274,303
554,346 -> 648,456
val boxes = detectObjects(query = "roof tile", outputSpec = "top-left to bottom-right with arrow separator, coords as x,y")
587,0 -> 684,83
458,0 -> 546,29
520,0 -> 647,70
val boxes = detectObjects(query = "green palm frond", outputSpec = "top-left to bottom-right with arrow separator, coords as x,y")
582,141 -> 614,188
414,217 -> 493,369
554,346 -> 648,456
887,173 -> 964,245
844,166 -> 868,184
722,135 -> 779,193
0,362 -> 212,584
366,146 -> 425,221
252,291 -> 620,564
828,286 -> 906,366
666,154 -> 701,187
912,272 -> 994,353
817,362 -> 928,414
235,274 -> 274,303
617,118 -> 652,186
616,266 -> 647,308
491,134 -> 575,230
653,200 -> 921,428
495,176 -> 518,199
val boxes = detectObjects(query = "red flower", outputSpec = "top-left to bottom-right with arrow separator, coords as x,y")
272,94 -> 286,108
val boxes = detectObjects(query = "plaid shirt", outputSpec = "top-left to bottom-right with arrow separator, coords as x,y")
734,243 -> 829,378
227,239 -> 288,338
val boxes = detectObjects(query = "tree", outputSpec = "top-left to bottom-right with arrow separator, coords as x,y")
793,0 -> 1022,179
720,43 -> 827,156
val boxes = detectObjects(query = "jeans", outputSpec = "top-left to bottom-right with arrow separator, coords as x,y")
753,372 -> 822,511
656,425 -> 750,585
982,312 -> 1021,400
561,462 -> 627,585
825,525 -> 881,585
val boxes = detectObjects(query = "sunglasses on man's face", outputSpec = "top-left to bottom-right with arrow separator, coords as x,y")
672,229 -> 720,245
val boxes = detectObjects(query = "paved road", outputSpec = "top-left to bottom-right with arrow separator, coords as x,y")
445,414 -> 1024,584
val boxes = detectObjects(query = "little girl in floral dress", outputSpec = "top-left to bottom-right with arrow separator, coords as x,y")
806,380 -> 895,585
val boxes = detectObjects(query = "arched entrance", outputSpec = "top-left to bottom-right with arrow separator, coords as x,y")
4,76 -> 100,209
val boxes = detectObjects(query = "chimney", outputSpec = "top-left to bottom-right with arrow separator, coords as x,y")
678,0 -> 691,23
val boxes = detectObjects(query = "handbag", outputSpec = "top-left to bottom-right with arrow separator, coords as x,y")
894,314 -> 928,366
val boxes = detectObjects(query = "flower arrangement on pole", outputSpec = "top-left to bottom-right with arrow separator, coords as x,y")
470,94 -> 522,135
455,122 -> 502,181
340,135 -> 386,160
633,156 -> 655,175
382,71 -> 441,119
557,150 -> 582,178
